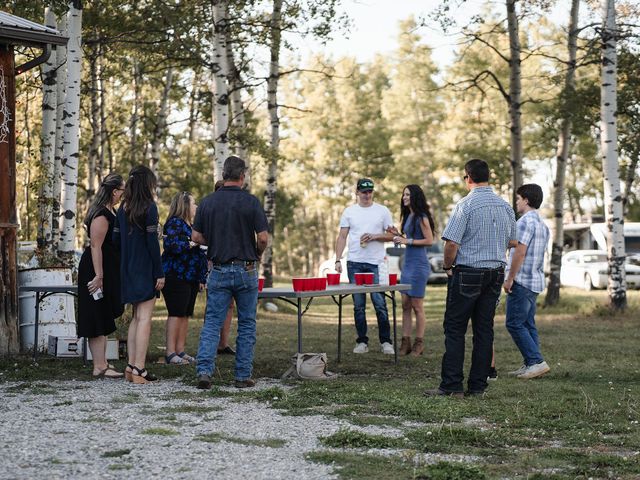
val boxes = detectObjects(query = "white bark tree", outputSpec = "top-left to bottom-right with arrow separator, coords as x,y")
225,37 -> 250,186
211,0 -> 230,182
261,0 -> 283,288
58,0 -> 83,262
52,13 -> 67,253
506,0 -> 523,207
600,0 -> 626,310
37,6 -> 58,256
545,0 -> 580,307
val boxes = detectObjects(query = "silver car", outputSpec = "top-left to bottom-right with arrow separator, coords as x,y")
560,250 -> 640,290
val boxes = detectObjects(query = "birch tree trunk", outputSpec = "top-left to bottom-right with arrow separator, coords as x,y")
188,69 -> 199,142
53,14 -> 67,252
150,66 -> 173,180
261,0 -> 283,288
545,0 -> 580,307
600,0 -> 626,310
225,36 -> 250,187
211,0 -> 230,182
87,41 -> 100,209
37,6 -> 58,256
506,0 -> 523,208
58,0 -> 83,263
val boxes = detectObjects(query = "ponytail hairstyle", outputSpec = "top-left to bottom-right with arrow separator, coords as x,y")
84,173 -> 124,231
166,191 -> 194,225
400,184 -> 436,237
122,165 -> 157,231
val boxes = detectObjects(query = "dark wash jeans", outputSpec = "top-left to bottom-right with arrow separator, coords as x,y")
439,265 -> 504,393
346,261 -> 391,345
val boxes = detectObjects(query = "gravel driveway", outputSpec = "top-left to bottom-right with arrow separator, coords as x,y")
0,378 -> 385,480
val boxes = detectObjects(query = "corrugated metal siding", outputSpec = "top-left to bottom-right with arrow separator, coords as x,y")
0,11 -> 59,35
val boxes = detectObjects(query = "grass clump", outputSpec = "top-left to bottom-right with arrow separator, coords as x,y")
195,432 -> 286,448
101,449 -> 131,458
141,427 -> 178,436
321,428 -> 406,449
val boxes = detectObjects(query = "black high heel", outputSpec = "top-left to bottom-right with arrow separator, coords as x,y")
132,366 -> 158,384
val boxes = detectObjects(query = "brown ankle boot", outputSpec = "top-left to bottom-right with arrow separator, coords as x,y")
399,336 -> 412,355
411,337 -> 424,356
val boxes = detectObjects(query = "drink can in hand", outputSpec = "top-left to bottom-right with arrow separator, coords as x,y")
92,288 -> 104,300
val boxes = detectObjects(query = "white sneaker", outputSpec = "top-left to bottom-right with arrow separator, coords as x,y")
380,342 -> 395,355
353,343 -> 369,354
517,361 -> 550,379
508,365 -> 527,376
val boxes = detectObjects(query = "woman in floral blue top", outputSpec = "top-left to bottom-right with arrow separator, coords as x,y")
161,192 -> 208,364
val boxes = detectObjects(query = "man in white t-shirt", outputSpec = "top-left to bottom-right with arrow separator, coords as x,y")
335,178 -> 395,354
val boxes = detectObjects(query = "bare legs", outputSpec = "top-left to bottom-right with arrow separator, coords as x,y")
217,303 -> 234,350
401,294 -> 426,356
126,298 -> 156,373
166,316 -> 188,356
89,336 -> 107,375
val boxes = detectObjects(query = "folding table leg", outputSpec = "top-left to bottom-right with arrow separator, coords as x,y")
392,291 -> 398,364
33,292 -> 40,362
297,298 -> 302,353
337,295 -> 343,363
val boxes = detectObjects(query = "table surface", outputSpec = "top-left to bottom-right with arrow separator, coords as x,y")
258,283 -> 410,299
19,285 -> 78,293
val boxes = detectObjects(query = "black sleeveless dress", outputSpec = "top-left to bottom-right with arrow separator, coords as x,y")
77,208 -> 124,337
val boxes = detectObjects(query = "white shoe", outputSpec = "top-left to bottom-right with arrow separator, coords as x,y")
517,361 -> 550,379
380,342 -> 395,355
508,365 -> 527,376
353,343 -> 369,354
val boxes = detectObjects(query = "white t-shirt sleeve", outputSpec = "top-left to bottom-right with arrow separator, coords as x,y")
339,209 -> 350,229
382,206 -> 394,230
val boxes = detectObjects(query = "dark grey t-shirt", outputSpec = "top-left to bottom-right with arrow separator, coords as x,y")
193,186 -> 268,263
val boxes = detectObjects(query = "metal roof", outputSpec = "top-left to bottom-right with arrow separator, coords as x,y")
0,10 -> 68,47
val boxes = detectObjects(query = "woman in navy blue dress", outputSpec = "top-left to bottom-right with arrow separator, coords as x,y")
162,192 -> 207,365
114,165 -> 164,384
388,185 -> 435,356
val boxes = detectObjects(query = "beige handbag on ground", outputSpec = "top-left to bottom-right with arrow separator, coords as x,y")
281,352 -> 338,380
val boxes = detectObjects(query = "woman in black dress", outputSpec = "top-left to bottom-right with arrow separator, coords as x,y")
114,165 -> 164,384
78,173 -> 125,378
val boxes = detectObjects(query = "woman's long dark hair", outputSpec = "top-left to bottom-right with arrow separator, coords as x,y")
400,184 -> 436,237
84,173 -> 123,231
122,165 -> 157,231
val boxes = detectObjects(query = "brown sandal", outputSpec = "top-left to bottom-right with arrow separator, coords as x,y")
411,337 -> 424,356
93,367 -> 124,379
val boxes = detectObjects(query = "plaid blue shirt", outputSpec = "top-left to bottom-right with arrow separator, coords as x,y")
442,186 -> 516,268
506,210 -> 549,293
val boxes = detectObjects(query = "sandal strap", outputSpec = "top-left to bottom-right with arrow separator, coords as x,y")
166,353 -> 179,363
132,366 -> 147,376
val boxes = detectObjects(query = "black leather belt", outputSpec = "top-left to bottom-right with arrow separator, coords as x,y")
212,260 -> 256,269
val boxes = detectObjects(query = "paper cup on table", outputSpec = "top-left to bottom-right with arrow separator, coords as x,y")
292,278 -> 304,292
258,278 -> 265,291
388,273 -> 398,286
326,273 -> 340,285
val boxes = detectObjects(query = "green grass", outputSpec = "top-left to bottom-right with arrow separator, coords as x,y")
195,432 -> 287,448
141,427 -> 179,436
1,284 -> 640,478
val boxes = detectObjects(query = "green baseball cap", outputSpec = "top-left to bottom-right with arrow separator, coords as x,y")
357,178 -> 374,192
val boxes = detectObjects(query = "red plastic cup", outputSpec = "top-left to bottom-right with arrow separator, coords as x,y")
326,273 -> 340,285
388,273 -> 398,286
258,278 -> 265,291
316,277 -> 327,291
354,273 -> 365,285
364,273 -> 375,285
303,278 -> 314,291
292,278 -> 304,292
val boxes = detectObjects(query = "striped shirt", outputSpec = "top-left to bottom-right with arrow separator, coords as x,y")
442,186 -> 516,268
506,210 -> 549,293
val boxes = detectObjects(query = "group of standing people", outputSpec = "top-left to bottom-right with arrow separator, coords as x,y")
78,155 -> 550,394
78,157 -> 266,387
336,159 -> 550,398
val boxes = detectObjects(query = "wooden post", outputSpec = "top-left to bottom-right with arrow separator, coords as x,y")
0,44 -> 20,355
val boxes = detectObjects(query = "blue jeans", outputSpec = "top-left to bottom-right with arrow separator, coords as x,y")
440,266 -> 504,394
346,261 -> 391,345
196,264 -> 258,381
505,282 -> 544,366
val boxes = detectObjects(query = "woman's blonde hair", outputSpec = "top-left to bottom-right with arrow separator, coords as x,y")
166,191 -> 194,224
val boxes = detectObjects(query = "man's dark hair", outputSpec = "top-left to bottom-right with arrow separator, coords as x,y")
517,183 -> 544,209
222,155 -> 247,181
464,158 -> 490,183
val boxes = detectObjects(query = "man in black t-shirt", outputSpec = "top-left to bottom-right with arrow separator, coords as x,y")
192,156 -> 268,389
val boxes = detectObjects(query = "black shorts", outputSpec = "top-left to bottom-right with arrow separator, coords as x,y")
162,277 -> 200,317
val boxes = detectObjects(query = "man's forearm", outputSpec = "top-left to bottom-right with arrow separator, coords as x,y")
443,241 -> 459,269
506,244 -> 527,280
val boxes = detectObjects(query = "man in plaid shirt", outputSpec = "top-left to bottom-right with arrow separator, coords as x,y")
503,184 -> 551,379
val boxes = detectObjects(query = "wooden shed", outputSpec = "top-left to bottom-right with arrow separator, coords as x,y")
0,11 -> 67,356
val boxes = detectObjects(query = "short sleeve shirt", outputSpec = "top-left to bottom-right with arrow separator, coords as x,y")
193,186 -> 268,263
442,186 -> 516,268
506,210 -> 549,293
339,202 -> 394,264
